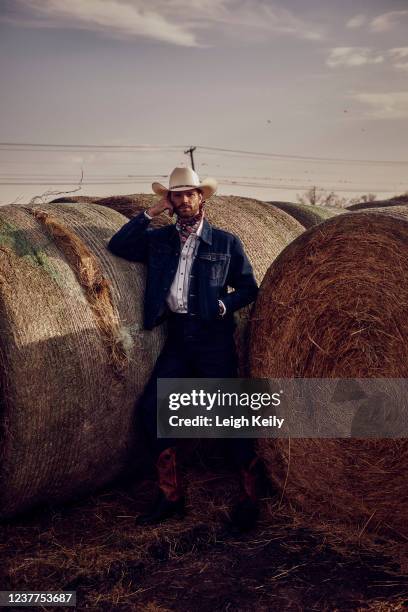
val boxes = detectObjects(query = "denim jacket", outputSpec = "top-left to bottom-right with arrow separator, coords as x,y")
108,211 -> 258,330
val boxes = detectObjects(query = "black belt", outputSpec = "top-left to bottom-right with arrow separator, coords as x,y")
168,312 -> 197,319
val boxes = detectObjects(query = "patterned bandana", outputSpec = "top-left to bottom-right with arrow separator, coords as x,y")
175,201 -> 205,244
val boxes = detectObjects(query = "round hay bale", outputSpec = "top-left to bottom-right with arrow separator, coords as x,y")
268,201 -> 346,229
357,205 -> 408,219
249,210 -> 408,555
52,194 -> 170,228
50,195 -> 101,204
97,194 -> 171,228
0,202 -> 165,518
347,194 -> 408,211
98,193 -> 155,212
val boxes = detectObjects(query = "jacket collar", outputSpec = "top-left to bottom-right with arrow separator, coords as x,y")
169,216 -> 213,247
199,218 -> 213,245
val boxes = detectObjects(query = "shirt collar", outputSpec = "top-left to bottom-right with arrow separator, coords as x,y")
196,217 -> 204,237
170,215 -> 212,246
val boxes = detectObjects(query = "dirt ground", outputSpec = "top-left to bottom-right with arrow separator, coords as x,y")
1,457 -> 407,612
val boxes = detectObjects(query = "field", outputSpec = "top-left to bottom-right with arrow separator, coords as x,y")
2,450 -> 407,611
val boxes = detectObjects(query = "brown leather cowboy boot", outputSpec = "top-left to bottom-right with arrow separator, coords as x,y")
228,457 -> 260,532
136,447 -> 185,525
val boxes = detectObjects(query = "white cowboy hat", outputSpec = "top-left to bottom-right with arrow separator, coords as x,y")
152,167 -> 217,200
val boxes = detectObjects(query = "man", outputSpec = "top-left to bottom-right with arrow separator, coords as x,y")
108,167 -> 260,530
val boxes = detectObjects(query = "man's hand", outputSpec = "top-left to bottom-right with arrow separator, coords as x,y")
218,300 -> 226,317
148,197 -> 174,218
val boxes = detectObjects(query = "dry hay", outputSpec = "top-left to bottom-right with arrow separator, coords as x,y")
268,200 -> 346,229
97,194 -> 170,228
249,209 -> 408,559
0,202 -> 166,518
347,194 -> 408,211
2,469 -> 407,609
51,193 -> 170,228
30,210 -> 128,375
360,205 -> 408,220
51,195 -> 101,204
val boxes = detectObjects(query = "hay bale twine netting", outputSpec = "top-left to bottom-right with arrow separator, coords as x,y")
97,194 -> 170,229
51,195 -> 102,204
52,194 -> 168,227
0,202 -> 166,518
347,194 -> 408,211
269,201 -> 346,229
249,209 -> 408,552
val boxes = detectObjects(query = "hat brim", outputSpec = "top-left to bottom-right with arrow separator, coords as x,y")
152,177 -> 217,200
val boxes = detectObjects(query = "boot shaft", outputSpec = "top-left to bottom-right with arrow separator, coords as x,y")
156,447 -> 183,502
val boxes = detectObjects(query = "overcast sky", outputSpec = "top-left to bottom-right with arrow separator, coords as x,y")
1,0 -> 407,204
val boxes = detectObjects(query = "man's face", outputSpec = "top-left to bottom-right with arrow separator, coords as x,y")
170,189 -> 203,219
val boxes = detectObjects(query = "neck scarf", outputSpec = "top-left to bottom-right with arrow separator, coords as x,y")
175,202 -> 205,244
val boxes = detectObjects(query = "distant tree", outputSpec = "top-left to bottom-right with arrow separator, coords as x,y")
29,169 -> 84,205
297,186 -> 347,208
297,186 -> 321,206
347,193 -> 377,206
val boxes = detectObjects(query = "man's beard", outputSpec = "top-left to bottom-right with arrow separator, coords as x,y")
175,201 -> 205,225
175,202 -> 205,243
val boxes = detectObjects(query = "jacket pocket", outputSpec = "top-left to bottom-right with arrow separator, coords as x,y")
198,253 -> 230,284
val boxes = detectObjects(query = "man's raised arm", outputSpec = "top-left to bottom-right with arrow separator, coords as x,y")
107,198 -> 173,262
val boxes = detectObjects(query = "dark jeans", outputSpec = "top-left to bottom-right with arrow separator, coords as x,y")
138,313 -> 255,467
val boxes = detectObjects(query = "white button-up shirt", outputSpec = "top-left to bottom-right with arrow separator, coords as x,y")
166,218 -> 203,313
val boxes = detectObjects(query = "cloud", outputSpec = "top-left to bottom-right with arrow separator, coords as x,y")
389,48 -> 408,59
2,0 -> 324,46
370,10 -> 408,32
352,92 -> 408,119
326,47 -> 384,68
13,0 -> 199,46
326,46 -> 408,72
388,47 -> 408,72
346,14 -> 367,29
197,1 -> 324,41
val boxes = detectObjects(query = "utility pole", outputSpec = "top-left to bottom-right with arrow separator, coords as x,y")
184,146 -> 196,171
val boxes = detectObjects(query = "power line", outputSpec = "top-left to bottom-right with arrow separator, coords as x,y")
0,173 -> 404,190
0,180 -> 402,194
0,181 -> 150,186
0,174 -> 167,179
0,142 -> 407,165
0,142 -> 184,150
217,180 -> 401,193
0,176 -> 403,187
198,146 -> 408,166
